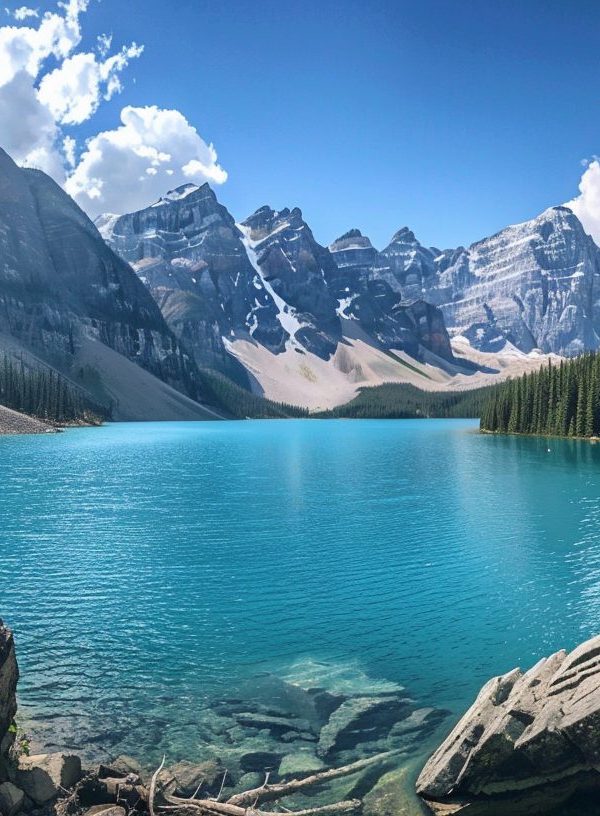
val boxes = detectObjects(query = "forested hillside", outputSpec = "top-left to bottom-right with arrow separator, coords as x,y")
0,357 -> 107,425
480,354 -> 600,437
320,383 -> 497,419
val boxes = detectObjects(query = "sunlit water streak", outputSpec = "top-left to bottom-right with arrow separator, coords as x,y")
1,418 -> 600,768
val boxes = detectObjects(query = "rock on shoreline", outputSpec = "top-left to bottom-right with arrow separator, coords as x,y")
416,634 -> 600,815
0,406 -> 55,436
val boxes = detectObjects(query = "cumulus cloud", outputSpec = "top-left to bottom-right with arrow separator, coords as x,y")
38,42 -> 144,125
0,0 -> 140,173
566,159 -> 600,245
8,6 -> 39,21
0,0 -> 227,218
0,0 -> 87,81
65,105 -> 228,216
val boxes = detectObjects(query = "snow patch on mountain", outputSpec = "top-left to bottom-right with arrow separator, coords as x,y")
236,222 -> 304,348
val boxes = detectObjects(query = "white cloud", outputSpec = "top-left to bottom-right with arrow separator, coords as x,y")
65,105 -> 227,217
566,159 -> 600,245
63,134 -> 76,166
38,42 -> 143,125
11,6 -> 39,21
96,32 -> 111,57
0,1 -> 227,218
0,0 -> 87,82
0,69 -> 63,176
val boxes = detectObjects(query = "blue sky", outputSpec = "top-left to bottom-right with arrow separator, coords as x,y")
3,0 -> 600,248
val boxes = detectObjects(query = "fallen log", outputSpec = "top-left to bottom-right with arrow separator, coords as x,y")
226,751 -> 397,808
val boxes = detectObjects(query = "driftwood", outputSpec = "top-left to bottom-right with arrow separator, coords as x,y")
225,751 -> 397,808
161,796 -> 361,816
149,755 -> 166,816
156,750 -> 396,816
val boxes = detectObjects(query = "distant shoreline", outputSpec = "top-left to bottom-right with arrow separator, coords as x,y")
0,405 -> 103,436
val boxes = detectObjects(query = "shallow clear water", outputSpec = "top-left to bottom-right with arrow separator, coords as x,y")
2,418 -> 600,769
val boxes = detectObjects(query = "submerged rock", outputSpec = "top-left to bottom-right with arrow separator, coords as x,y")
318,696 -> 411,758
168,759 -> 225,796
416,634 -> 600,815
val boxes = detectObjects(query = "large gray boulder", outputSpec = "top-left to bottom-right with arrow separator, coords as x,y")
14,752 -> 82,805
416,635 -> 600,814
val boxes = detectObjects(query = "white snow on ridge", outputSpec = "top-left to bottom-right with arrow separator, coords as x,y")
165,184 -> 200,201
95,213 -> 120,240
236,222 -> 305,348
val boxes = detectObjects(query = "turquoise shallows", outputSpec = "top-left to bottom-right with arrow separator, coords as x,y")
1,419 -> 600,762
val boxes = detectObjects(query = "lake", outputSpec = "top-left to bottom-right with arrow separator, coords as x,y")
2,419 -> 600,807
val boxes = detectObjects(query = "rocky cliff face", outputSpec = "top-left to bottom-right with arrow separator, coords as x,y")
328,230 -> 453,360
0,148 -> 202,404
385,207 -> 600,356
100,192 -> 457,393
417,634 -> 600,815
0,622 -> 18,758
380,227 -> 442,298
99,184 -> 287,385
240,206 -> 342,359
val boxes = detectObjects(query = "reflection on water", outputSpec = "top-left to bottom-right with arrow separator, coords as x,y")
2,420 -> 600,809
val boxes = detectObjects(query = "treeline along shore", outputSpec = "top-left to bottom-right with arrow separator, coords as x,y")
480,353 -> 600,438
7,348 -> 600,436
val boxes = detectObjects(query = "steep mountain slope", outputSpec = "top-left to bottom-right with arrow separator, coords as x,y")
0,148 -> 221,420
327,229 -> 453,360
98,183 -> 285,386
239,206 -> 342,358
100,189 -> 460,409
384,206 -> 600,356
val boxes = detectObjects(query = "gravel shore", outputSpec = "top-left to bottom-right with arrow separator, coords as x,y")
0,405 -> 55,435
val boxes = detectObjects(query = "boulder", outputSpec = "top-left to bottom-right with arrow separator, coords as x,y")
0,781 -> 24,816
317,696 -> 411,758
108,756 -> 143,777
416,635 -> 600,814
14,752 -> 82,805
168,760 -> 225,796
278,750 -> 325,778
235,713 -> 313,736
363,765 -> 423,816
239,751 -> 282,774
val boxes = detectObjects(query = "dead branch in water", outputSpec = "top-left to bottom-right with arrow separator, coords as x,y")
160,796 -> 361,816
149,755 -> 166,816
225,750 -> 397,808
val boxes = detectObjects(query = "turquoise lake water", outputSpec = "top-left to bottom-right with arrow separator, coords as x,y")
2,418 -> 600,772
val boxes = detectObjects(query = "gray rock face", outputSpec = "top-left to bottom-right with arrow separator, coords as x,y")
101,190 -> 456,388
0,781 -> 23,816
385,207 -> 600,356
99,184 -> 285,385
380,227 -> 442,298
0,623 -> 18,759
416,634 -> 600,815
328,230 -> 454,361
0,148 -> 201,403
240,206 -> 342,359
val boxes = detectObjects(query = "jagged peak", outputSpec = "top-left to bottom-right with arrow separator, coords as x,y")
336,228 -> 363,242
389,226 -> 419,245
164,183 -> 202,201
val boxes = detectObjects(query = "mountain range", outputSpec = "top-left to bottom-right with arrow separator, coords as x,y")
98,182 -> 598,409
1,141 -> 598,418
